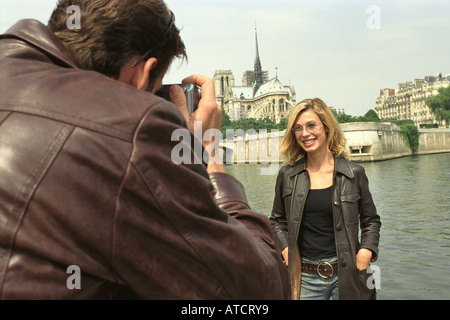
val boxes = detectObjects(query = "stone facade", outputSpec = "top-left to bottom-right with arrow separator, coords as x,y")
375,73 -> 449,127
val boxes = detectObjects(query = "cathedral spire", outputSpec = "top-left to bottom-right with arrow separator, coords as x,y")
253,26 -> 263,96
254,26 -> 261,68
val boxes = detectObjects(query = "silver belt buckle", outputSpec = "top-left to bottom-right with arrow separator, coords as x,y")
317,261 -> 334,279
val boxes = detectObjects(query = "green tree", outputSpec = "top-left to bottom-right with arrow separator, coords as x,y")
221,116 -> 283,138
221,108 -> 232,129
335,113 -> 357,123
277,117 -> 288,130
392,119 -> 415,126
400,123 -> 419,152
362,109 -> 381,122
426,86 -> 450,125
332,108 -> 380,123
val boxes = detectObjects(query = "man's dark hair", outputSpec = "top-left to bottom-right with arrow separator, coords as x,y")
48,0 -> 186,85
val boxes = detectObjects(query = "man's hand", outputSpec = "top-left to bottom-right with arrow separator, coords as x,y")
169,74 -> 225,173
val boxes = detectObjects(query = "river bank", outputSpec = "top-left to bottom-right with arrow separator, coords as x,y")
341,122 -> 450,162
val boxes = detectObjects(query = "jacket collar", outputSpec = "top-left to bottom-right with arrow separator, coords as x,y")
289,156 -> 354,179
0,19 -> 78,68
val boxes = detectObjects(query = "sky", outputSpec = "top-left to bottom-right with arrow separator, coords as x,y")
1,0 -> 449,116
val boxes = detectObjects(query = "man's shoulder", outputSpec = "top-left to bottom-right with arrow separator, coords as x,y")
6,64 -> 179,140
64,71 -> 182,139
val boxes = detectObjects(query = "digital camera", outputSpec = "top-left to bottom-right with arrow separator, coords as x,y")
156,83 -> 201,114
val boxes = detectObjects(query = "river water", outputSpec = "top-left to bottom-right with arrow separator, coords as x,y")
225,152 -> 450,300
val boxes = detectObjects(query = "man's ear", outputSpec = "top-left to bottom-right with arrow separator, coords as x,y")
136,57 -> 158,90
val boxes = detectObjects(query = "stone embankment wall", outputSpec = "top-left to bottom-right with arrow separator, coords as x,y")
417,128 -> 450,155
341,122 -> 450,162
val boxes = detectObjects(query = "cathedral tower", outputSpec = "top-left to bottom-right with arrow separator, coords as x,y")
213,70 -> 235,107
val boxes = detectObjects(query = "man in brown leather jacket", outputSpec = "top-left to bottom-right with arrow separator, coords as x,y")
0,0 -> 288,299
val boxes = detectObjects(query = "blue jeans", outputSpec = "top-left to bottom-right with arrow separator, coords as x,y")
300,256 -> 339,300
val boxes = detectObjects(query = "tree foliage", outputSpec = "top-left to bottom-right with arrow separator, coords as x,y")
331,109 -> 381,123
220,109 -> 286,137
400,123 -> 419,152
425,86 -> 450,125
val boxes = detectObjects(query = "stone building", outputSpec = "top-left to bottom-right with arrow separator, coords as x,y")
213,29 -> 296,123
375,73 -> 449,127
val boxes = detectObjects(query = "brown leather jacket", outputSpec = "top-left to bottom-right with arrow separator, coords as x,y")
270,157 -> 381,300
0,19 -> 288,299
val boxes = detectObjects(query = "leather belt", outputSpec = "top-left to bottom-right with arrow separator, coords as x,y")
301,261 -> 338,279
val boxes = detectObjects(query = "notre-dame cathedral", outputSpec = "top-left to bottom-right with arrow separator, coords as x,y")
213,28 -> 296,123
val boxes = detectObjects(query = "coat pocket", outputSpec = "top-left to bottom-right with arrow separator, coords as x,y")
282,187 -> 293,219
282,187 -> 293,197
357,268 -> 377,300
340,193 -> 361,225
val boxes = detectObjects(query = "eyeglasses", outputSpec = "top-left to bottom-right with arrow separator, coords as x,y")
131,10 -> 176,68
291,122 -> 321,135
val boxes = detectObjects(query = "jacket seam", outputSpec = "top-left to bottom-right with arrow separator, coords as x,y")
0,124 -> 75,296
109,104 -> 157,287
1,105 -> 132,142
0,111 -> 12,125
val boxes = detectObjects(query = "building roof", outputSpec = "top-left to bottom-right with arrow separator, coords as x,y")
231,87 -> 254,99
230,77 -> 293,101
254,77 -> 290,98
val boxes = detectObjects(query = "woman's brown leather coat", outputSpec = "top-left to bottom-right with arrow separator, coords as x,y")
270,157 -> 381,299
0,20 -> 288,299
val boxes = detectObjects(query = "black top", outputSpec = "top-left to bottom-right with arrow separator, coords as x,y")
297,186 -> 336,259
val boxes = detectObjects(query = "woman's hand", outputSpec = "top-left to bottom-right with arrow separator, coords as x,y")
356,248 -> 372,270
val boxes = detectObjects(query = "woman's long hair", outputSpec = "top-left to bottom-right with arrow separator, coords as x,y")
281,98 -> 347,165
